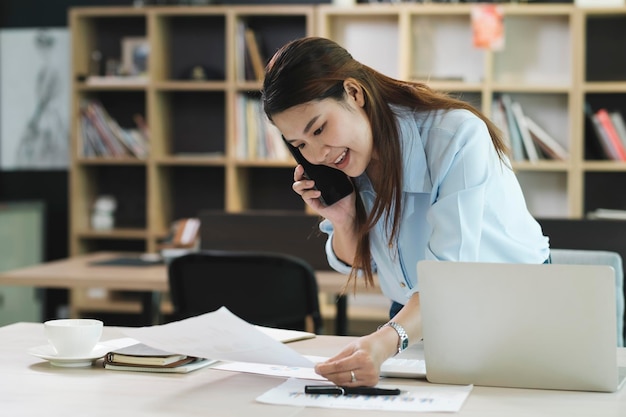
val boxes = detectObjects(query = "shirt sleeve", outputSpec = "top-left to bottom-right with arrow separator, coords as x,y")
319,218 -> 353,274
424,116 -> 498,261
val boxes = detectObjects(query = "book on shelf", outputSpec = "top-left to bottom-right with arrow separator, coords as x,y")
236,95 -> 289,161
490,97 -> 512,158
595,108 -> 626,161
80,99 -> 150,159
585,103 -> 620,160
81,101 -> 126,157
244,28 -> 265,82
609,111 -> 626,154
498,94 -> 525,162
524,115 -> 568,161
510,100 -> 539,162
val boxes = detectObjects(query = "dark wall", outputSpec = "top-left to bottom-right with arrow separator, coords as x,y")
0,0 -> 130,27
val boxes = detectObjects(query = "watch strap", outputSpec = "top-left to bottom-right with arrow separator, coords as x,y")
378,321 -> 409,355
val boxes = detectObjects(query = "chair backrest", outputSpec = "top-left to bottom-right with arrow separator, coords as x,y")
550,248 -> 625,347
198,210 -> 330,270
167,250 -> 323,334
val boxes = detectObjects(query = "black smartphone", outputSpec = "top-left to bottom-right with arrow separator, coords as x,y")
282,137 -> 354,206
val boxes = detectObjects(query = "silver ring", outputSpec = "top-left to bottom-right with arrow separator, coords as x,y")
350,370 -> 356,383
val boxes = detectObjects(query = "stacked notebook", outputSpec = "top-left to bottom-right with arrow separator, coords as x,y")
104,343 -> 216,373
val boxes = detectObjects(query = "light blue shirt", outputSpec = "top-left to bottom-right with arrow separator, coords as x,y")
320,107 -> 550,304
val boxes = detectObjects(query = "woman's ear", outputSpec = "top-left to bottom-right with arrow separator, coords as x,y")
343,78 -> 365,107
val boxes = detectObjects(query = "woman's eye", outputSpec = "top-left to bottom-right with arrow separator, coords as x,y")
313,125 -> 324,136
297,143 -> 305,150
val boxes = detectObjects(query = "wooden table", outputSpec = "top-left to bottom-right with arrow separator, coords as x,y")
0,252 -> 383,333
3,321 -> 626,417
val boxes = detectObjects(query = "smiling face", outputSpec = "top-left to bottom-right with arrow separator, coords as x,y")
271,79 -> 374,178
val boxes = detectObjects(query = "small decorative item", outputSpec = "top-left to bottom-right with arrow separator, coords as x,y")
90,50 -> 102,76
190,65 -> 208,81
121,37 -> 149,76
91,195 -> 117,230
105,58 -> 121,76
471,4 -> 504,51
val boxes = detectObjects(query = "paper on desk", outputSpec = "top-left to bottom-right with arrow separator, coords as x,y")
257,378 -> 473,413
121,307 -> 314,367
213,355 -> 327,380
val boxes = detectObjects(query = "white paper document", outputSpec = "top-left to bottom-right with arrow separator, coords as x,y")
121,307 -> 314,367
213,360 -> 326,381
257,378 -> 473,412
213,355 -> 328,380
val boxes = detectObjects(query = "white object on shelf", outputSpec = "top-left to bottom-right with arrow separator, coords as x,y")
587,209 -> 626,220
91,195 -> 117,231
332,0 -> 356,6
85,75 -> 148,86
575,0 -> 624,7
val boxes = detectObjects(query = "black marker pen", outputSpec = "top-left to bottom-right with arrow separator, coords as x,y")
304,385 -> 402,396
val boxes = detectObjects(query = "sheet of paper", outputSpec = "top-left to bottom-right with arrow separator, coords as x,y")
254,325 -> 316,343
257,378 -> 473,413
213,361 -> 325,381
121,307 -> 314,367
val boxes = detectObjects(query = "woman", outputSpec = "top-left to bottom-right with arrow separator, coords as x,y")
262,37 -> 550,387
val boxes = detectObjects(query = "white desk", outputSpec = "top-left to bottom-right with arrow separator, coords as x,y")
3,322 -> 626,416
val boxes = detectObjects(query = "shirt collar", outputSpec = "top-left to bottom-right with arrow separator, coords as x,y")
354,106 -> 432,194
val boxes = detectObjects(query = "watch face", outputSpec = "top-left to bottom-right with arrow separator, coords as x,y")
401,337 -> 409,350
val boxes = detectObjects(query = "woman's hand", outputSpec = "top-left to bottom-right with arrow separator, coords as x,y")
313,330 -> 398,387
292,164 -> 355,225
316,295 -> 424,387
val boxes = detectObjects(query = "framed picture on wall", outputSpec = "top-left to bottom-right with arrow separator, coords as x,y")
121,37 -> 149,77
0,28 -> 70,170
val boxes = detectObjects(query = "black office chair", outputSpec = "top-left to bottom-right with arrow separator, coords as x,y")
167,250 -> 323,334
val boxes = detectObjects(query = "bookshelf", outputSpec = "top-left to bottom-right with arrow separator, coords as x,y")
69,5 -> 314,258
581,7 -> 626,216
315,4 -> 626,220
68,5 -> 314,320
317,3 -> 577,219
68,4 -> 626,322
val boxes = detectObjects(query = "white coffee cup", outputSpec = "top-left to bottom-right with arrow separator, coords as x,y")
44,319 -> 103,357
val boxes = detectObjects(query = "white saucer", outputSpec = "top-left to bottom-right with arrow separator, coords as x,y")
28,344 -> 111,367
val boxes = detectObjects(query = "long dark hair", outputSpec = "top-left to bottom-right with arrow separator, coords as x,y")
262,37 -> 507,288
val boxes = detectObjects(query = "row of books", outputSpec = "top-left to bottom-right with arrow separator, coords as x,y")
80,99 -> 150,159
235,95 -> 291,161
491,94 -> 569,162
585,103 -> 626,162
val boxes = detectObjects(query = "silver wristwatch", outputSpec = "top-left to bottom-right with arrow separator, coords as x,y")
379,321 -> 409,355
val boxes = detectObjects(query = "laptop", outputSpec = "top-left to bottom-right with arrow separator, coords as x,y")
417,260 -> 626,392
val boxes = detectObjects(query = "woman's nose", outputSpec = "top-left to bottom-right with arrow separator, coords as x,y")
305,143 -> 329,165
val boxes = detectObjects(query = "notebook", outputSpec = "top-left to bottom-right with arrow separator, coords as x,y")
417,260 -> 626,392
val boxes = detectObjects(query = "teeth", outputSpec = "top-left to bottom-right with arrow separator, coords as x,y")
334,149 -> 347,164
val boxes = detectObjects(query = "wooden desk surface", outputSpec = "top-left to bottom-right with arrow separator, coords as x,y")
3,322 -> 626,417
0,251 -> 379,296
